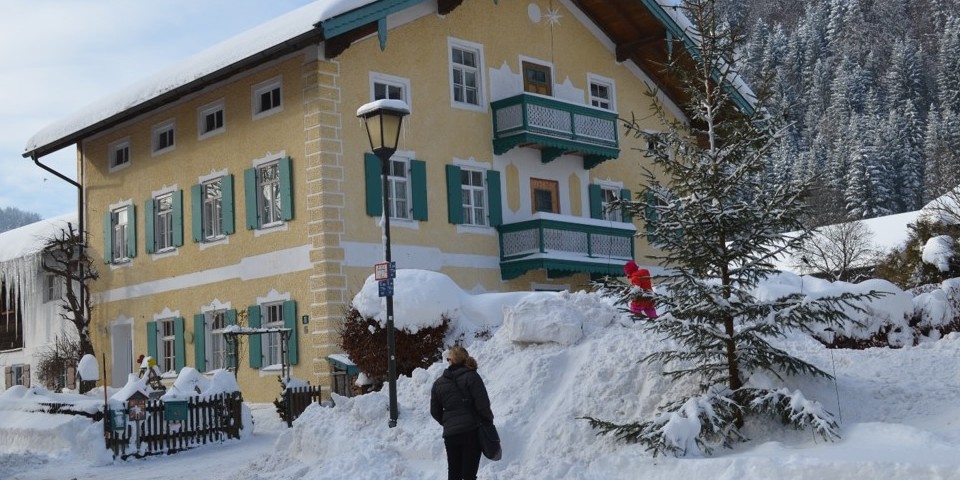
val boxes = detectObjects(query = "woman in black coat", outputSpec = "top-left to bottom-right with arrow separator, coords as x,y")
430,346 -> 494,480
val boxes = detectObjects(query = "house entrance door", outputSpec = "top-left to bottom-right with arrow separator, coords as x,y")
111,322 -> 133,387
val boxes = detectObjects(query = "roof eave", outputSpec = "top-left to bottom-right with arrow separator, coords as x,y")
23,27 -> 326,160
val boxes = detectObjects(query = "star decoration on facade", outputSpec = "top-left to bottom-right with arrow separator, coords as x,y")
544,7 -> 562,26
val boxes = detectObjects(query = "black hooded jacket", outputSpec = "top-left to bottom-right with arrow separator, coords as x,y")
430,365 -> 494,437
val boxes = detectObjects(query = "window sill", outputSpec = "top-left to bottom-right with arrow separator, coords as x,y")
151,146 -> 176,157
253,222 -> 288,237
456,224 -> 495,236
252,107 -> 283,121
199,235 -> 229,251
151,248 -> 179,260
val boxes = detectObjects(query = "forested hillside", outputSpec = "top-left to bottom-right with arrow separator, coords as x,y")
0,206 -> 41,233
719,0 -> 960,224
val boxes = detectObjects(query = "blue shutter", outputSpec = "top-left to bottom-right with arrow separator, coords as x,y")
446,165 -> 463,224
174,317 -> 186,371
173,189 -> 184,247
126,204 -> 137,258
589,184 -> 603,219
223,174 -> 236,235
102,212 -> 112,263
244,167 -> 258,229
620,188 -> 633,222
194,314 -> 206,372
486,170 -> 502,227
279,156 -> 294,221
144,198 -> 155,254
146,321 -> 157,362
365,153 -> 382,216
191,184 -> 203,243
247,305 -> 262,369
283,300 -> 298,365
411,159 -> 428,221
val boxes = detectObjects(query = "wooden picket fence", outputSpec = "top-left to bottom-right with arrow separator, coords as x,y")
277,384 -> 322,427
104,392 -> 244,459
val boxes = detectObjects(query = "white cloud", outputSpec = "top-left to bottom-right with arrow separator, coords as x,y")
0,0 -> 314,218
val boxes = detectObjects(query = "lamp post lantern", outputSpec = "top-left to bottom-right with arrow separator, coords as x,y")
357,99 -> 410,428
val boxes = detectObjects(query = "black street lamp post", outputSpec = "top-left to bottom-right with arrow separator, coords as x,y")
357,100 -> 410,428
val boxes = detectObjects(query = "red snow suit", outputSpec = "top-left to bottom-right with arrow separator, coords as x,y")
624,260 -> 657,318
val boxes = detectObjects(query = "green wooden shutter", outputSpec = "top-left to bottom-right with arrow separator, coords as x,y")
223,174 -> 236,235
226,309 -> 237,371
446,165 -> 463,224
244,167 -> 258,229
279,156 -> 294,221
194,313 -> 206,372
191,184 -> 203,243
620,188 -> 633,222
103,211 -> 112,264
364,153 -> 382,216
146,321 -> 157,361
127,204 -> 137,258
174,317 -> 186,371
283,300 -> 298,365
486,170 -> 503,227
589,184 -> 603,219
247,305 -> 262,369
411,159 -> 428,221
173,189 -> 184,247
144,198 -> 155,254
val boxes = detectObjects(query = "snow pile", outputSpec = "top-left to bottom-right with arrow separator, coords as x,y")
226,269 -> 960,480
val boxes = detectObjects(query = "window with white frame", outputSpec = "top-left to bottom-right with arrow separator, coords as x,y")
153,193 -> 175,251
108,139 -> 130,170
257,161 -> 282,226
202,178 -> 224,240
110,207 -> 130,263
600,185 -> 622,222
449,39 -> 484,109
262,303 -> 284,367
206,310 -> 227,371
158,318 -> 176,373
152,120 -> 175,154
387,157 -> 410,220
370,72 -> 410,103
588,74 -> 616,111
252,77 -> 282,119
198,100 -> 225,139
42,274 -> 61,303
461,168 -> 487,226
12,365 -> 26,386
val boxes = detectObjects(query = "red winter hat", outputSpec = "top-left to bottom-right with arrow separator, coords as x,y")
624,260 -> 639,275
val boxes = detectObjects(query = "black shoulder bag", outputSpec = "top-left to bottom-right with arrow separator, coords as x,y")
454,374 -> 502,461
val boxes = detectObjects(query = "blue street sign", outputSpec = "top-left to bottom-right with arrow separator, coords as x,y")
388,261 -> 396,279
378,278 -> 394,297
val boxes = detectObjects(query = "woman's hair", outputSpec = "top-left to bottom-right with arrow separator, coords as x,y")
448,345 -> 478,369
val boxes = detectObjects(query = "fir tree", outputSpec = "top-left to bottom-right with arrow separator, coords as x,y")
586,0 -> 882,457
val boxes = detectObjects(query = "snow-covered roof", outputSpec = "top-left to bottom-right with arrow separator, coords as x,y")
0,213 -> 78,263
23,0 -> 376,159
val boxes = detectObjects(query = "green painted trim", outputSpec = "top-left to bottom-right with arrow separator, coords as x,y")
486,170 -> 502,227
280,156 -> 294,221
244,167 -> 258,230
588,184 -> 602,219
146,321 -> 157,361
173,189 -> 183,247
126,204 -> 137,258
174,317 -> 186,371
248,305 -> 262,369
102,211 -> 112,264
638,0 -> 754,115
326,356 -> 360,376
191,184 -> 203,243
445,164 -> 463,224
144,198 -> 155,254
364,153 -> 383,216
499,257 -> 628,281
283,300 -> 298,366
411,159 -> 428,221
194,313 -> 206,372
322,0 -> 428,39
222,174 -> 236,235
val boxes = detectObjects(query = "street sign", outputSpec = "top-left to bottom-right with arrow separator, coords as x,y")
378,278 -> 394,297
374,261 -> 397,281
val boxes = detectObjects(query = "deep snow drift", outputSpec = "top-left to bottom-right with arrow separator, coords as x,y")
3,270 -> 960,480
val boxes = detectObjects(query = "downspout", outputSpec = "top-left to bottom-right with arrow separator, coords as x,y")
30,149 -> 86,349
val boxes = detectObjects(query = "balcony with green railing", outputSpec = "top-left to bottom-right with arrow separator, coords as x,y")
491,93 -> 620,169
497,212 -> 635,280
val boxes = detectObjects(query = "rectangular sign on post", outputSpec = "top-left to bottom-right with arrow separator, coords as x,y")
375,262 -> 390,281
378,278 -> 394,297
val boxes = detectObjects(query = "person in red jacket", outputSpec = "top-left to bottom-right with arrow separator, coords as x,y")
624,260 -> 657,318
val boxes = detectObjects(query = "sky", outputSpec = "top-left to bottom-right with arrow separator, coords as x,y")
0,0 -> 315,220
3,269 -> 960,479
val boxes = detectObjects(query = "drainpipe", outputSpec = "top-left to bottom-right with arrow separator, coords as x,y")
30,150 -> 86,347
